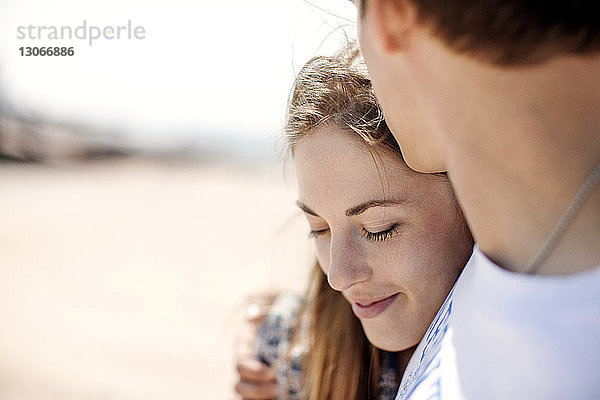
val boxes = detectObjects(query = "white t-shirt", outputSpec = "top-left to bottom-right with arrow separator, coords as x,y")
396,246 -> 600,400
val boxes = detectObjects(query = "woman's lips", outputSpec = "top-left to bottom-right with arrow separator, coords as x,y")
351,293 -> 399,319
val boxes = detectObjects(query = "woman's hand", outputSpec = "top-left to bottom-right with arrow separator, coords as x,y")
234,292 -> 279,400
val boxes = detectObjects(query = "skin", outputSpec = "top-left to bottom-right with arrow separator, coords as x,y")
294,126 -> 472,351
355,0 -> 600,274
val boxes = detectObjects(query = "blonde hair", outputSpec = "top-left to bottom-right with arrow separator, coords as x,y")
285,42 -> 401,159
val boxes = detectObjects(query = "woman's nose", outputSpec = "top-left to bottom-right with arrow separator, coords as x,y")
327,234 -> 372,292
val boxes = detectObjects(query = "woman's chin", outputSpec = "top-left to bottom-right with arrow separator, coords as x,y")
363,328 -> 418,352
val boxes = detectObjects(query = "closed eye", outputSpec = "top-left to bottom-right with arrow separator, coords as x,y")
308,228 -> 329,239
361,224 -> 399,243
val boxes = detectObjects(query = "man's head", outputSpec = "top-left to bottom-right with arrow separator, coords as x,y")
356,0 -> 600,65
354,0 -> 600,172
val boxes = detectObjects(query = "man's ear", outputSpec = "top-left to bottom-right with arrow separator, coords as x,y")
364,0 -> 418,53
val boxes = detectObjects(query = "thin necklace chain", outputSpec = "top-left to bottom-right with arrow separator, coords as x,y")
524,159 -> 600,274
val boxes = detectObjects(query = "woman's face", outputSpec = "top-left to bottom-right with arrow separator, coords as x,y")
294,126 -> 472,351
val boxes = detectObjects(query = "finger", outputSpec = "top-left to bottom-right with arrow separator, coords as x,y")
237,357 -> 277,382
235,381 -> 279,400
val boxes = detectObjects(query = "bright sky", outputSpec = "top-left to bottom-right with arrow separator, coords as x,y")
0,0 -> 356,143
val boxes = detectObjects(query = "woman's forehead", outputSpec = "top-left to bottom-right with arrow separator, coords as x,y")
293,128 -> 446,210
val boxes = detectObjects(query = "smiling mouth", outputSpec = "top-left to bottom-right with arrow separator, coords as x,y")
351,293 -> 399,319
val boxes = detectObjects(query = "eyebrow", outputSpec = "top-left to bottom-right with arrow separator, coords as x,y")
345,199 -> 409,216
296,198 -> 409,218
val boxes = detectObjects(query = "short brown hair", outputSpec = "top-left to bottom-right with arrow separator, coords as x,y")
359,0 -> 600,65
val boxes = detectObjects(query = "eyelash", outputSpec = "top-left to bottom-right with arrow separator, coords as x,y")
308,224 -> 399,242
361,224 -> 399,242
308,229 -> 328,239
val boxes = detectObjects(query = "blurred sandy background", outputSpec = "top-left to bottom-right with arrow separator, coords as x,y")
0,157 -> 312,399
0,1 -> 356,397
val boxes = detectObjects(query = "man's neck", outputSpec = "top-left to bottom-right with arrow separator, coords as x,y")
443,55 -> 600,275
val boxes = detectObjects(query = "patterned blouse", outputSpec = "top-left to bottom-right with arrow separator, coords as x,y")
255,293 -> 400,400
